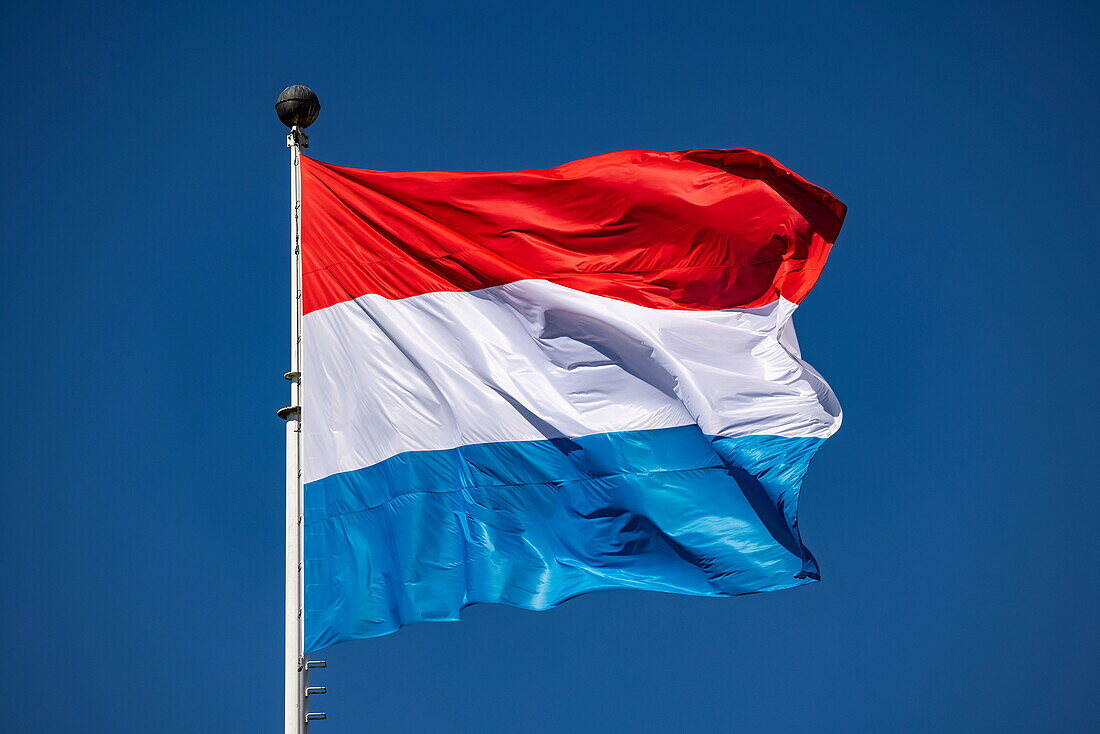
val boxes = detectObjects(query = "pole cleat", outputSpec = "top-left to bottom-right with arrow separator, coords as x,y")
305,712 -> 327,722
305,660 -> 327,669
305,687 -> 327,696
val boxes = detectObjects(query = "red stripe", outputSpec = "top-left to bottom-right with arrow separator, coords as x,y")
301,149 -> 845,315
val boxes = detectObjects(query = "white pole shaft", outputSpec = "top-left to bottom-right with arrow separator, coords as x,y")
286,131 -> 309,733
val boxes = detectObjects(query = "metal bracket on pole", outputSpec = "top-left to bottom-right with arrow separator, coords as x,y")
277,405 -> 301,421
287,127 -> 310,149
305,713 -> 328,722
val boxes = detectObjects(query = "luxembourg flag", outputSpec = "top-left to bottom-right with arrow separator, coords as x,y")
299,148 -> 845,651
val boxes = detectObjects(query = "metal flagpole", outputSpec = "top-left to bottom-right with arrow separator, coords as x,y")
276,85 -> 324,733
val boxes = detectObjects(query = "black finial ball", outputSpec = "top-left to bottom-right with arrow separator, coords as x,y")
276,85 -> 320,129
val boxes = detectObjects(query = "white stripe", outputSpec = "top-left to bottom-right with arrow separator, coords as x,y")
302,280 -> 841,483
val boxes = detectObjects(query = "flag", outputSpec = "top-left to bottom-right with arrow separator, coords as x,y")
299,149 -> 845,651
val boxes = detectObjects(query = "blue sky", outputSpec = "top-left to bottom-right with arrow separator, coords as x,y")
3,1 -> 1097,732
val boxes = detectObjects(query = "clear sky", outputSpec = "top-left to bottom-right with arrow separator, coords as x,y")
3,1 -> 1097,732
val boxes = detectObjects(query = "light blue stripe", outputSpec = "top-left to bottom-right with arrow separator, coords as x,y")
304,425 -> 825,652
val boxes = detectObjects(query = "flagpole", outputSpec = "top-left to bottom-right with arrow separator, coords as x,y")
276,85 -> 323,733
